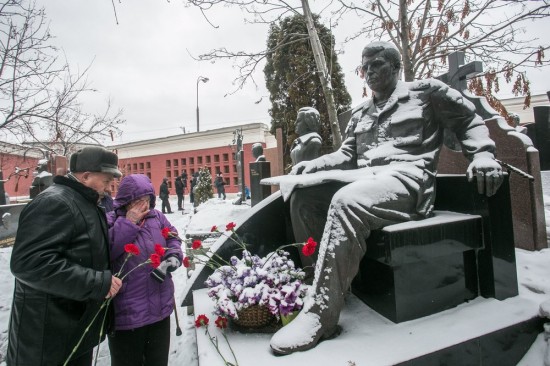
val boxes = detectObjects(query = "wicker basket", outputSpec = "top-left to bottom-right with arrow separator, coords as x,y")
233,305 -> 275,329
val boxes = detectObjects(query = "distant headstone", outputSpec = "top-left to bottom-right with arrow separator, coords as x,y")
249,161 -> 271,207
29,159 -> 53,199
533,105 -> 550,171
0,171 -> 6,205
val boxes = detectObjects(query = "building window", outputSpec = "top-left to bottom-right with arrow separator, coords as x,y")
190,157 -> 195,165
233,177 -> 238,185
214,154 -> 220,163
166,160 -> 171,167
133,163 -> 138,170
181,158 -> 186,166
190,169 -> 195,175
206,156 -> 211,164
224,165 -> 230,174
215,167 -> 221,174
166,171 -> 171,178
233,164 -> 237,173
139,162 -> 144,170
198,156 -> 203,165
173,170 -> 179,178
146,162 -> 151,169
146,172 -> 151,179
126,164 -> 131,171
223,153 -> 229,162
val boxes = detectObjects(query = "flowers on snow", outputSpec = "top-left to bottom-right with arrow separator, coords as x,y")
195,314 -> 209,327
195,314 -> 238,365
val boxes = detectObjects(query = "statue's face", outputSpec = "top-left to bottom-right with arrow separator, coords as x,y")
295,113 -> 308,136
362,53 -> 398,95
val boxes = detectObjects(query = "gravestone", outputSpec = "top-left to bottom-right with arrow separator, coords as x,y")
533,105 -> 550,170
0,170 -> 5,205
436,52 -> 547,251
249,161 -> 271,207
29,159 -> 53,199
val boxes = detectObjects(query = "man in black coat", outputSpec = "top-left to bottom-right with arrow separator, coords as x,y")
159,177 -> 172,214
175,175 -> 184,211
8,146 -> 123,366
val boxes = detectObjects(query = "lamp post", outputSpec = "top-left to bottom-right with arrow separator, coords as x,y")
196,76 -> 209,132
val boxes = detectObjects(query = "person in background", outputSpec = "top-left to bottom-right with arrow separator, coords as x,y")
8,146 -> 123,366
107,174 -> 183,366
159,177 -> 172,214
175,175 -> 184,211
181,170 -> 188,192
214,173 -> 226,200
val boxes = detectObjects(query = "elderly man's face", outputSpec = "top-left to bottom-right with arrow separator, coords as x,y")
82,172 -> 114,196
362,53 -> 398,95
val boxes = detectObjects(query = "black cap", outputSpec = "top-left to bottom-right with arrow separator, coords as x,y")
70,147 -> 122,178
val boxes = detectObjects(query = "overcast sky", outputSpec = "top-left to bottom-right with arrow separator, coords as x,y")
36,1 -> 550,144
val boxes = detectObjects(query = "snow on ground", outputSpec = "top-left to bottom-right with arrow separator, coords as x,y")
0,192 -> 549,365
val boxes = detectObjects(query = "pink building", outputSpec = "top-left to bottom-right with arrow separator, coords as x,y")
109,123 -> 281,195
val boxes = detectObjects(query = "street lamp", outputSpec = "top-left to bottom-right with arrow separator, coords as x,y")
196,76 -> 209,132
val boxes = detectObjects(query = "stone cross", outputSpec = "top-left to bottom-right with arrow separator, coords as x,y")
436,51 -> 498,120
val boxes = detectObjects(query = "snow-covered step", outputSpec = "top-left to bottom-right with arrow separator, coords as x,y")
193,283 -> 543,366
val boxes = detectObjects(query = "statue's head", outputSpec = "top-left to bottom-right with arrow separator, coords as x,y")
361,41 -> 401,94
296,107 -> 321,136
252,143 -> 264,158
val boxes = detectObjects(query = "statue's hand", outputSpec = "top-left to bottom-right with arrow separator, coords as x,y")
290,161 -> 318,175
466,156 -> 503,197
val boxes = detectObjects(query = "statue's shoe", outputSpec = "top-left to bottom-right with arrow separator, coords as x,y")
269,311 -> 341,355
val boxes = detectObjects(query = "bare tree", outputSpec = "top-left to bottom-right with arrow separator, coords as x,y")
0,0 -> 124,154
333,0 -> 549,118
186,0 -> 345,148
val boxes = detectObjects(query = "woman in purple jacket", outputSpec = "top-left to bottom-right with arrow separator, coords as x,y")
107,174 -> 183,366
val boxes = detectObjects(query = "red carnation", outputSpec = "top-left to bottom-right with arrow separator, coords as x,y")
161,227 -> 171,239
225,222 -> 237,231
124,243 -> 140,256
215,316 -> 228,329
195,314 -> 209,328
192,240 -> 202,250
210,225 -> 218,232
301,237 -> 317,257
302,243 -> 316,257
154,244 -> 166,256
183,257 -> 190,268
149,253 -> 161,268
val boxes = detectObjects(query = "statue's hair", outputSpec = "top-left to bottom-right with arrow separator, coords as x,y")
252,142 -> 263,156
297,107 -> 321,133
361,41 -> 401,70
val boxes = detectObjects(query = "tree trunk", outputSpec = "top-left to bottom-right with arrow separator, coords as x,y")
399,0 -> 414,81
301,0 -> 342,150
